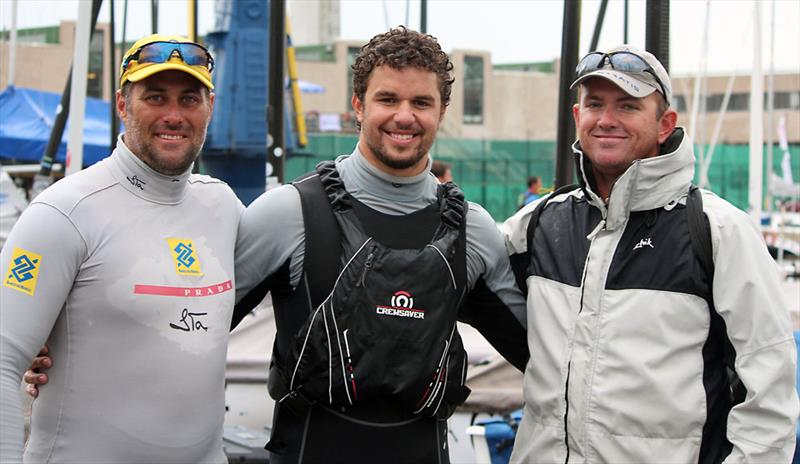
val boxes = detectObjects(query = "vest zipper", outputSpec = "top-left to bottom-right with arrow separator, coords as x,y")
357,246 -> 377,287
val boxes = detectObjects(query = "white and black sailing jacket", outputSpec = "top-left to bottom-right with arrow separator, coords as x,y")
504,128 -> 798,463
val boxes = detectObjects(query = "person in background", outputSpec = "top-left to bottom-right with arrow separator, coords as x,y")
503,44 -> 798,463
431,159 -> 453,183
517,176 -> 541,208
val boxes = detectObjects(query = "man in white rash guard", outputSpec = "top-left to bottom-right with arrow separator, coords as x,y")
0,34 -> 242,463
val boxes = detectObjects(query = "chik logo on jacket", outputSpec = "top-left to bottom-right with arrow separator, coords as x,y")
375,291 -> 425,319
3,247 -> 42,296
167,238 -> 203,276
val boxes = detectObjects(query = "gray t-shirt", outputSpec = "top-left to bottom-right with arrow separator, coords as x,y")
0,140 -> 243,463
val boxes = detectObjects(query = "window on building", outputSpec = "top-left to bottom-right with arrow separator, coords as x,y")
705,93 -> 749,112
771,91 -> 800,110
463,55 -> 484,125
705,94 -> 724,112
673,94 -> 687,112
86,30 -> 104,98
728,93 -> 749,111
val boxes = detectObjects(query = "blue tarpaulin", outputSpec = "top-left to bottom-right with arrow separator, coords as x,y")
0,85 -> 118,166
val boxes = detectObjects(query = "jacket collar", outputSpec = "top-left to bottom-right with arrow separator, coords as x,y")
572,127 -> 695,230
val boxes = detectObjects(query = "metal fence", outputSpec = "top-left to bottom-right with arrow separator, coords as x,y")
286,134 -> 799,222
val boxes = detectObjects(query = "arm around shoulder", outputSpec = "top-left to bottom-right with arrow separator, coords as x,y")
232,184 -> 305,328
461,202 -> 529,371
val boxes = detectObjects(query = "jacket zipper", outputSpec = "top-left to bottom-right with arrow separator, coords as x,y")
563,219 -> 603,464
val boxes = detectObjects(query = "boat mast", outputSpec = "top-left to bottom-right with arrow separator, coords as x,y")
748,0 -> 764,222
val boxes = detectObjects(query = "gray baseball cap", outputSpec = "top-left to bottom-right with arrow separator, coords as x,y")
570,44 -> 672,106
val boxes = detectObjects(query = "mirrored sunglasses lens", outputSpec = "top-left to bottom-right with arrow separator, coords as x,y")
136,44 -> 174,64
137,43 -> 209,67
176,45 -> 209,67
609,53 -> 649,73
576,53 -> 604,75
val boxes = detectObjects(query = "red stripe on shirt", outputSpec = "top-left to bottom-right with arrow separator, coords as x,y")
133,280 -> 233,297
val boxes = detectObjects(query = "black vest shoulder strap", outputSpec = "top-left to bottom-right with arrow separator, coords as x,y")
450,183 -> 468,302
293,168 -> 341,309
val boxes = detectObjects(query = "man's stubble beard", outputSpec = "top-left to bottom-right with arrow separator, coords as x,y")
124,113 -> 207,177
365,138 -> 429,171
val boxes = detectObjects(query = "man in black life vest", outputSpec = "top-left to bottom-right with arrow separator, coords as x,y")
233,27 -> 529,464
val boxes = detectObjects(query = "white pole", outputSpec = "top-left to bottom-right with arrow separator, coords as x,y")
66,1 -> 93,176
765,0 -> 776,212
748,0 -> 764,222
8,0 -> 18,86
701,72 -> 737,188
689,0 -> 710,163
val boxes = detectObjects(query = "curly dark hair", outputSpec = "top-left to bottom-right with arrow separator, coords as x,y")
352,26 -> 454,108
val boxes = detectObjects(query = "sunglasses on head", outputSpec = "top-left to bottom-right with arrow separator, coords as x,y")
122,41 -> 214,72
575,51 -> 668,102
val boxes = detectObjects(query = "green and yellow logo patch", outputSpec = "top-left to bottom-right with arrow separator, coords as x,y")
4,247 -> 42,296
167,238 -> 203,276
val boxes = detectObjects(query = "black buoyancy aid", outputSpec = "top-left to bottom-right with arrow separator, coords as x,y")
278,161 -> 471,419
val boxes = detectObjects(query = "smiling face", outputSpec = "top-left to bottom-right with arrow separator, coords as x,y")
573,77 -> 676,198
117,70 -> 214,176
352,65 -> 444,177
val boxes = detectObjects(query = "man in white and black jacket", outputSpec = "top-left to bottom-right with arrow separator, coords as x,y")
504,44 -> 798,463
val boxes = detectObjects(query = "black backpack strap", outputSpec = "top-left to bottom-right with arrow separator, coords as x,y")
526,183 -> 580,255
511,183 -> 579,294
686,186 -> 743,406
687,185 -> 714,283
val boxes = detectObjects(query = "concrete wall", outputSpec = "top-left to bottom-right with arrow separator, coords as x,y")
0,21 -> 113,100
672,73 -> 800,144
2,26 -> 798,144
295,41 -> 353,115
489,70 -> 560,141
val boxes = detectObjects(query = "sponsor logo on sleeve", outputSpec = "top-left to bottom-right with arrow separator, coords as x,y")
167,238 -> 203,276
3,247 -> 42,296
